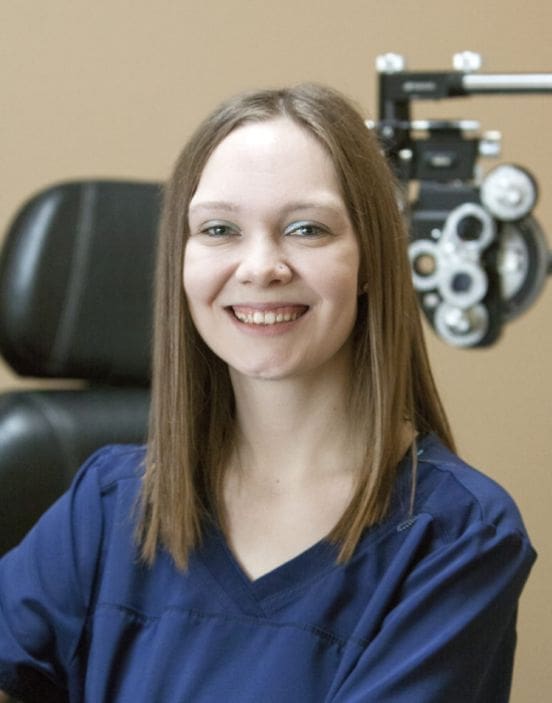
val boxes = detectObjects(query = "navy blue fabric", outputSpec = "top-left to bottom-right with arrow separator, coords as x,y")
0,435 -> 536,702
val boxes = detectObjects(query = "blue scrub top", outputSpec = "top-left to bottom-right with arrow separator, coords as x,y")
0,434 -> 536,702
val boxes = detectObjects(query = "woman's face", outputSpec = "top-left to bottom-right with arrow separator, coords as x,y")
184,117 -> 360,382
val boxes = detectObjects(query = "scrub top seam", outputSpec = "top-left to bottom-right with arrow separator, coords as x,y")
417,455 -> 514,532
91,602 -> 368,649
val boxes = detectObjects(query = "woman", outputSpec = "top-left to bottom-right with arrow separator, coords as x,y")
0,84 -> 535,702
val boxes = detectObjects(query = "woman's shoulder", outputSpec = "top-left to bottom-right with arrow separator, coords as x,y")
411,434 -> 531,544
20,443 -> 150,559
69,444 -> 146,508
2,444 -> 147,561
73,443 -> 146,498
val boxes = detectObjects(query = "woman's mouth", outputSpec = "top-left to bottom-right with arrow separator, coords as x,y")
229,305 -> 309,326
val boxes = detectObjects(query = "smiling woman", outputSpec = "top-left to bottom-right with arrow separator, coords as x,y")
184,118 -> 360,382
0,84 -> 536,702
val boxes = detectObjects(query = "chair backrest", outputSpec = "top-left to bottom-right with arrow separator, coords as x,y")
0,180 -> 161,554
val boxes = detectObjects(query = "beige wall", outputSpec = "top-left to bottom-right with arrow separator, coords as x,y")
1,1 -> 551,698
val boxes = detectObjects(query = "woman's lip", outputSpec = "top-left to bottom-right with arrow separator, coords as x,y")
228,303 -> 309,313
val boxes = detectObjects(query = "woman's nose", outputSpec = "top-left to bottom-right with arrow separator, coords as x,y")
235,237 -> 293,286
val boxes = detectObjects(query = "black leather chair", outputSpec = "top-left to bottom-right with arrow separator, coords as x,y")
0,180 -> 161,556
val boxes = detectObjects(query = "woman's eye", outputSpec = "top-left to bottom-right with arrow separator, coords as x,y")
285,222 -> 327,237
200,223 -> 238,237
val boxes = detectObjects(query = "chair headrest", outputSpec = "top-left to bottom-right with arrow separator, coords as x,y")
0,180 -> 161,384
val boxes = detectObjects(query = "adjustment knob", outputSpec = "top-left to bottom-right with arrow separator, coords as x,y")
453,51 -> 482,73
376,53 -> 406,74
481,164 -> 538,221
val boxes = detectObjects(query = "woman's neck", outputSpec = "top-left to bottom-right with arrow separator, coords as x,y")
223,364 -> 364,580
228,366 -> 362,488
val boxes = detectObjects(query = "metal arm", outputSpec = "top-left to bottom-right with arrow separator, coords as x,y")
462,73 -> 552,94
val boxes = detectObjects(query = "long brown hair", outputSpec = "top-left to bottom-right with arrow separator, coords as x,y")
138,83 -> 454,568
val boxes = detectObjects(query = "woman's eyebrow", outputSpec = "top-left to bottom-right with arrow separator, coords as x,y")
188,198 -> 347,219
189,201 -> 241,215
282,200 -> 345,215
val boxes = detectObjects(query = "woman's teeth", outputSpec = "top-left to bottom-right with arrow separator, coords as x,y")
232,308 -> 305,325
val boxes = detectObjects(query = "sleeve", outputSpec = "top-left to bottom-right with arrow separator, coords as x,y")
327,517 -> 536,703
0,448 -> 111,703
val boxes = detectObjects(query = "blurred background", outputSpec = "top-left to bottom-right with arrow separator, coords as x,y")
1,1 -> 550,699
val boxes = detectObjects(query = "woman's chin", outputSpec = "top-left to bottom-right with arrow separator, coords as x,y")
228,360 -> 300,383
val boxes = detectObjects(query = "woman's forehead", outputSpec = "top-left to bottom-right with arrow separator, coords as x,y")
189,118 -> 343,210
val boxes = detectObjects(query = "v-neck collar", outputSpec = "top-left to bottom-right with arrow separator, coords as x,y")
198,521 -> 340,616
196,435 -> 432,615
